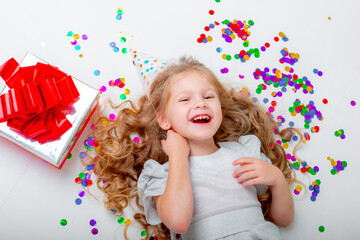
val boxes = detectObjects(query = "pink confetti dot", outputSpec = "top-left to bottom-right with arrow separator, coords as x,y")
109,113 -> 116,120
350,100 -> 356,106
133,137 -> 140,143
238,75 -> 244,79
100,86 -> 106,92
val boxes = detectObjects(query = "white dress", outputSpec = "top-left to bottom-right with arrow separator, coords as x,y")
137,135 -> 283,240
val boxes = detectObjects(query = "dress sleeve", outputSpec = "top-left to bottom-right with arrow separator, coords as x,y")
238,135 -> 270,195
137,159 -> 169,225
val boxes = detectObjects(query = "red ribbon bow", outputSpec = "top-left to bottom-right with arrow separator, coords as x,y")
0,58 -> 80,144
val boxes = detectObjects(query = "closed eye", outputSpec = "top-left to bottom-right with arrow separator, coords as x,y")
205,96 -> 215,99
179,98 -> 189,102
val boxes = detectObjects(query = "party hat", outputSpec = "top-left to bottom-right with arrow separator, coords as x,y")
129,49 -> 167,96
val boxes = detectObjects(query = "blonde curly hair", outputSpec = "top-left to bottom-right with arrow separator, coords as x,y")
86,56 -> 302,239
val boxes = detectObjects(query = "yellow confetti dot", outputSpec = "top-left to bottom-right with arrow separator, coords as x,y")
124,219 -> 131,225
328,17 -> 331,20
303,140 -> 307,144
295,185 -> 302,191
121,78 -> 126,83
79,54 -> 83,58
124,89 -> 130,95
244,55 -> 250,61
130,36 -> 135,40
207,36 -> 213,42
243,25 -> 249,30
230,34 -> 236,40
306,86 -> 312,92
102,119 -> 109,126
331,159 -> 336,166
73,34 -> 80,40
285,66 -> 290,72
283,143 -> 289,149
221,54 -> 227,60
327,156 -> 331,160
279,32 -> 285,38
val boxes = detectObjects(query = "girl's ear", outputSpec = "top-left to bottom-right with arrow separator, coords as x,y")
156,112 -> 171,130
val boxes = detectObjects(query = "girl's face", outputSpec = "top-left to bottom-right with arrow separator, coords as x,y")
157,70 -> 222,142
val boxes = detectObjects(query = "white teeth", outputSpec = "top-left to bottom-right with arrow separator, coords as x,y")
193,115 -> 210,121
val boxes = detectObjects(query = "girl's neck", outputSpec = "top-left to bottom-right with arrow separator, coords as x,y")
188,138 -> 219,156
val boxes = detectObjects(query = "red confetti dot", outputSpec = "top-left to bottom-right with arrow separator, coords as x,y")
314,126 -> 320,132
75,177 -> 82,184
271,101 -> 277,107
293,74 -> 298,80
240,50 -> 246,56
209,10 -> 214,15
200,34 -> 206,39
204,26 -> 210,31
197,38 -> 203,43
265,43 -> 270,48
274,37 -> 279,42
214,21 -> 220,25
322,98 -> 328,104
305,135 -> 310,141
300,168 -> 307,173
87,179 -> 93,187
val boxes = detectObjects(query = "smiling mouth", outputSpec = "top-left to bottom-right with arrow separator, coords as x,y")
191,115 -> 211,124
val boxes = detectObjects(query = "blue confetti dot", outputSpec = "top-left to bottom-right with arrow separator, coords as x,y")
116,15 -> 122,20
289,121 -> 294,127
79,152 -> 87,159
310,196 -> 316,201
110,42 -> 116,47
94,70 -> 100,76
216,47 -> 222,53
75,198 -> 82,205
209,23 -> 215,28
74,45 -> 81,51
263,98 -> 269,104
313,68 -> 318,74
81,180 -> 88,187
113,47 -> 119,52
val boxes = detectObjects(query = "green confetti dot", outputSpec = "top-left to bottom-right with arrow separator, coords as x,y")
118,217 -> 124,224
254,52 -> 260,58
122,48 -> 128,54
308,168 -> 316,175
120,94 -> 126,100
248,20 -> 254,25
315,179 -> 321,185
79,172 -> 86,179
273,82 -> 279,88
234,54 -> 239,59
256,89 -> 261,94
226,55 -> 231,60
288,107 -> 294,113
334,131 -> 340,137
318,226 -> 325,232
215,0 -> 221,2
304,123 -> 310,129
331,169 -> 336,175
60,219 -> 67,226
342,161 -> 347,167
243,41 -> 249,47
120,37 -> 126,43
141,231 -> 147,236
67,153 -> 72,159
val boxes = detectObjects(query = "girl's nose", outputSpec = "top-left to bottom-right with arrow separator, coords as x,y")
193,96 -> 207,109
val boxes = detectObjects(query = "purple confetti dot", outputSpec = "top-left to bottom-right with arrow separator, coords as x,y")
90,219 -> 97,226
82,34 -> 88,40
79,191 -> 85,197
318,71 -> 323,76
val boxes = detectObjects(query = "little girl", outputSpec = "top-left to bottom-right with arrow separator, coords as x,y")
89,56 -> 301,240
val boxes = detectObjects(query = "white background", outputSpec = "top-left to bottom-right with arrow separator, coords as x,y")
1,0 -> 360,239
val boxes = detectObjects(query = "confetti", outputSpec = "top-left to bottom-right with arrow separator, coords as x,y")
90,219 -> 97,226
334,129 -> 345,139
309,179 -> 321,202
327,156 -> 347,175
60,219 -> 68,226
350,100 -> 356,106
319,226 -> 325,232
91,228 -> 98,235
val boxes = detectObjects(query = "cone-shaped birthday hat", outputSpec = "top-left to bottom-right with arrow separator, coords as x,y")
129,49 -> 167,97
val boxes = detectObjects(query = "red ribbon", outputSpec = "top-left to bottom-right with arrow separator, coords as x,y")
0,58 -> 80,144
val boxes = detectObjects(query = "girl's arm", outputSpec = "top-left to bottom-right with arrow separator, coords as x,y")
155,130 -> 193,234
268,176 -> 294,227
232,157 -> 294,227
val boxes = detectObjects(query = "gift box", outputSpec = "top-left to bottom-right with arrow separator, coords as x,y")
0,53 -> 100,169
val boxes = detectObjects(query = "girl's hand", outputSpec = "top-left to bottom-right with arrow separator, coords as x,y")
232,157 -> 285,187
161,129 -> 190,159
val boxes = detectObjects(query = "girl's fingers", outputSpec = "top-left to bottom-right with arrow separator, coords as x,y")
232,164 -> 256,178
241,178 -> 259,186
236,171 -> 257,184
232,157 -> 256,166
